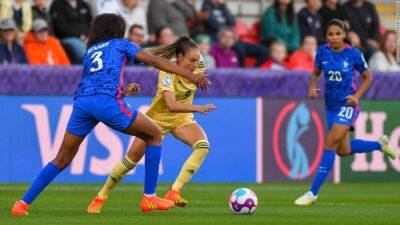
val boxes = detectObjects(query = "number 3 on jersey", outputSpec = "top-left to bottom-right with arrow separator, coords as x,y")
338,106 -> 353,119
328,71 -> 342,81
90,51 -> 103,72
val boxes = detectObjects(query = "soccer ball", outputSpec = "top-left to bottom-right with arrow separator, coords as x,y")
228,188 -> 258,215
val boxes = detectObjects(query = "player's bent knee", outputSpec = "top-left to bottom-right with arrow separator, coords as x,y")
336,147 -> 351,156
325,135 -> 342,150
149,128 -> 162,144
154,127 -> 162,140
143,129 -> 162,146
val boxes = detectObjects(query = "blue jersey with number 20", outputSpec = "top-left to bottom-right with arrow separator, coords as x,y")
75,38 -> 142,98
315,44 -> 368,111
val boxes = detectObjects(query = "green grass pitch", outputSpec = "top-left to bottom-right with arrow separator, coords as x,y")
1,183 -> 399,225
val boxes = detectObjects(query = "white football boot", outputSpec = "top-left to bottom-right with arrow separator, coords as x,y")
379,135 -> 398,160
294,191 -> 318,206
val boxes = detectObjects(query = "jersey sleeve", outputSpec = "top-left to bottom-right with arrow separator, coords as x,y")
194,54 -> 206,74
354,49 -> 368,74
314,46 -> 323,70
158,71 -> 175,93
123,40 -> 142,62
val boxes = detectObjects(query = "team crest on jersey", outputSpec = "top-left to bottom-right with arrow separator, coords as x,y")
163,77 -> 172,86
343,61 -> 349,69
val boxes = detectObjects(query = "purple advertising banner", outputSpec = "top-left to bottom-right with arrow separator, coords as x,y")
1,66 -> 400,99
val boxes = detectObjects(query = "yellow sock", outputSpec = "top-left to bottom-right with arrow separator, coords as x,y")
98,156 -> 136,199
172,140 -> 210,192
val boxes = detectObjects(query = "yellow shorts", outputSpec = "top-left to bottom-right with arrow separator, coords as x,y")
146,114 -> 196,139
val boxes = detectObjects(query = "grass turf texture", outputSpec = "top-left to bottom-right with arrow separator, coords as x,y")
1,183 -> 399,225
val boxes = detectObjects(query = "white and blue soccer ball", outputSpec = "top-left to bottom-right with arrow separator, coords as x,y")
229,188 -> 258,215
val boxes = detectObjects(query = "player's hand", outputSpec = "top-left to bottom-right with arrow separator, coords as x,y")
196,104 -> 217,115
124,83 -> 141,96
190,73 -> 211,90
308,87 -> 320,98
346,95 -> 358,106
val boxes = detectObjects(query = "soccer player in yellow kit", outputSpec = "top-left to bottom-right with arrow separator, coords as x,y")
87,36 -> 216,213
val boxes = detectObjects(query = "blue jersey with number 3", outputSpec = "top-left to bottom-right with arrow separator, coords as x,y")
315,44 -> 368,110
75,38 -> 142,98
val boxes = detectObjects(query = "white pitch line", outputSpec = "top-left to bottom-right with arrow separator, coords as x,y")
319,202 -> 400,207
0,185 -> 306,191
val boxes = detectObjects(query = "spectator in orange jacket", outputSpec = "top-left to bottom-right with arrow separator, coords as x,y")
24,18 -> 70,65
288,35 -> 317,72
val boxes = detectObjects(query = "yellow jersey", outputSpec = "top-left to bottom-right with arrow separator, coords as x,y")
146,56 -> 206,130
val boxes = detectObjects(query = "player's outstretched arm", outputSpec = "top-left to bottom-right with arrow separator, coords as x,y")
136,50 -> 211,90
308,68 -> 322,98
163,91 -> 216,115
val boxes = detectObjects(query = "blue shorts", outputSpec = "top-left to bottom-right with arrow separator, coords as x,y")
66,94 -> 138,137
326,104 -> 360,131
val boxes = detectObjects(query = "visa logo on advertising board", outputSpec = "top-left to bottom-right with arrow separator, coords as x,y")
21,104 -> 152,176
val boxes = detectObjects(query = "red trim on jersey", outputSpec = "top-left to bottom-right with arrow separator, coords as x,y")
118,98 -> 133,118
351,73 -> 358,92
351,103 -> 360,128
117,57 -> 133,118
117,57 -> 127,99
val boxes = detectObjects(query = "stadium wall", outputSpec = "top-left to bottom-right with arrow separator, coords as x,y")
1,66 -> 399,183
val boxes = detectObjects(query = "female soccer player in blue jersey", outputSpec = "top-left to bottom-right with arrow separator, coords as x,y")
295,19 -> 398,206
11,14 -> 210,217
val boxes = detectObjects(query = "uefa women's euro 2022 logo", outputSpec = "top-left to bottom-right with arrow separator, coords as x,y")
263,100 -> 325,181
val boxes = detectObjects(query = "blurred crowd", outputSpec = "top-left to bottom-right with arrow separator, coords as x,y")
0,0 -> 398,72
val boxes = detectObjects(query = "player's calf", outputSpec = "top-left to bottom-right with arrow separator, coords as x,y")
171,140 -> 210,192
52,133 -> 83,169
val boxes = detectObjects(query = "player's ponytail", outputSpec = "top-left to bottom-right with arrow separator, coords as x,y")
326,19 -> 351,45
146,35 -> 198,60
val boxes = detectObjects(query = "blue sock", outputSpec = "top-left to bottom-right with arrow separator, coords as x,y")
310,149 -> 336,195
144,145 -> 161,195
350,139 -> 382,154
22,162 -> 62,204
